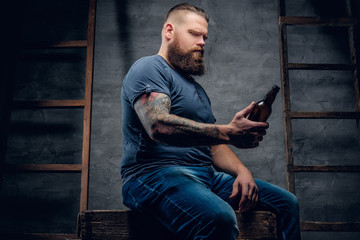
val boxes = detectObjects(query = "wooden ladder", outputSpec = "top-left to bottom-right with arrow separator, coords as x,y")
278,0 -> 360,233
0,0 -> 96,239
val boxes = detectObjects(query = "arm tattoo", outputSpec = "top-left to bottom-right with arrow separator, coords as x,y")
134,92 -> 221,146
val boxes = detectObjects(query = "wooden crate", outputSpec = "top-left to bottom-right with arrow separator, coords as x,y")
78,210 -> 279,240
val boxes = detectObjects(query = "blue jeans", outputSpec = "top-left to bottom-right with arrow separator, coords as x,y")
122,166 -> 301,240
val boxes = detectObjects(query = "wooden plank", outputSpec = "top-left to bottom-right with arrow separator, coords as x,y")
301,221 -> 360,232
235,211 -> 279,240
11,100 -> 85,109
287,63 -> 354,70
280,16 -> 357,26
22,40 -> 87,49
78,210 -> 279,240
80,0 -> 96,212
0,233 -> 79,240
286,111 -> 360,119
2,164 -> 82,173
291,165 -> 360,172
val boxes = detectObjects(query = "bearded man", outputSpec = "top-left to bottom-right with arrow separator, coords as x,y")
121,3 -> 301,240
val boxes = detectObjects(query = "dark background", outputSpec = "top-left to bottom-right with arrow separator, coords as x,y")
1,0 -> 359,239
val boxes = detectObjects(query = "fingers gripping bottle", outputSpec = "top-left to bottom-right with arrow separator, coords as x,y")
247,85 -> 280,122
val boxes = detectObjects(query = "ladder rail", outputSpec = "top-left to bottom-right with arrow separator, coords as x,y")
278,0 -> 296,193
80,0 -> 96,212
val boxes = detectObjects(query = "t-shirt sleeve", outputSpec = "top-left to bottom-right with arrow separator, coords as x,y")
123,57 -> 171,107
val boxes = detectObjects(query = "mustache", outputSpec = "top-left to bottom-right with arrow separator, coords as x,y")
192,47 -> 205,55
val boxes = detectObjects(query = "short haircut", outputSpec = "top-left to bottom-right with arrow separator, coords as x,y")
163,3 -> 209,25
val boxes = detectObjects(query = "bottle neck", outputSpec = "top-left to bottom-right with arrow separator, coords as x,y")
262,86 -> 280,105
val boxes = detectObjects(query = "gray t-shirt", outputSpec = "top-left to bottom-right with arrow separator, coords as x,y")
121,55 -> 216,183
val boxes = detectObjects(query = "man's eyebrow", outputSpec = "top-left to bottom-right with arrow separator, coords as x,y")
189,29 -> 208,39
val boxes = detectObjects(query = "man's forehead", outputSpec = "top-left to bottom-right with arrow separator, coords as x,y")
182,12 -> 208,31
170,10 -> 207,25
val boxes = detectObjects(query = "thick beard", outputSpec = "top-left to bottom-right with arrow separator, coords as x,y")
167,39 -> 205,76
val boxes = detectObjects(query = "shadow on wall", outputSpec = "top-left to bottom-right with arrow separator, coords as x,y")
312,0 -> 348,17
311,0 -> 358,61
115,0 -> 134,73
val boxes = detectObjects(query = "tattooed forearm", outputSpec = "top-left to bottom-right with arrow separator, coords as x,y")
134,92 -> 223,147
155,114 -> 221,146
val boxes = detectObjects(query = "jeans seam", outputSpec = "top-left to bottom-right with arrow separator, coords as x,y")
128,189 -> 139,209
136,177 -> 203,226
257,199 -> 281,215
123,182 -> 141,210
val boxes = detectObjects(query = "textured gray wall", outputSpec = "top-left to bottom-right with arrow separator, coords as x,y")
89,1 -> 360,239
1,0 -> 359,239
89,0 -> 285,209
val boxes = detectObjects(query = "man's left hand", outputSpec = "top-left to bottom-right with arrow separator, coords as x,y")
229,169 -> 258,212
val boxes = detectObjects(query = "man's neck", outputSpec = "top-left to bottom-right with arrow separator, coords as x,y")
157,50 -> 175,71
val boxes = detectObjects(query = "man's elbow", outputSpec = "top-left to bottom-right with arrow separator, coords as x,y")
148,121 -> 172,142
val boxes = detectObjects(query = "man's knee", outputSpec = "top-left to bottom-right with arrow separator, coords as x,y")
213,207 -> 237,226
287,191 -> 299,211
194,207 -> 239,240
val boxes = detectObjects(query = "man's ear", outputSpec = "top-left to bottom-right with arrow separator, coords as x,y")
164,23 -> 174,40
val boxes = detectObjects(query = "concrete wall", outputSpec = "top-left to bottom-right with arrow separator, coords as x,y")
89,1 -> 360,239
1,0 -> 359,239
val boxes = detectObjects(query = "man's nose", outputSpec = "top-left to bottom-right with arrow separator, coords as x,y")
197,37 -> 206,47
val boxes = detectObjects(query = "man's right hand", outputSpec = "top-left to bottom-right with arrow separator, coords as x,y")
226,102 -> 269,148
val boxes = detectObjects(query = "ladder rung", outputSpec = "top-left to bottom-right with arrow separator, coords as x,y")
2,164 -> 82,173
287,63 -> 355,70
280,16 -> 357,27
286,111 -> 360,119
291,165 -> 360,172
12,100 -> 85,109
22,40 -> 88,49
301,221 -> 360,232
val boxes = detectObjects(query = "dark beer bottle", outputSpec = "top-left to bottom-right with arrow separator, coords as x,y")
247,85 -> 280,122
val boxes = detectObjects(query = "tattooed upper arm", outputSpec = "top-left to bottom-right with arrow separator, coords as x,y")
134,92 -> 171,137
134,91 -> 221,146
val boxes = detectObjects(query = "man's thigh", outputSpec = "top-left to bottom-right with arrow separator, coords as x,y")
210,171 -> 295,213
122,166 -> 237,236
